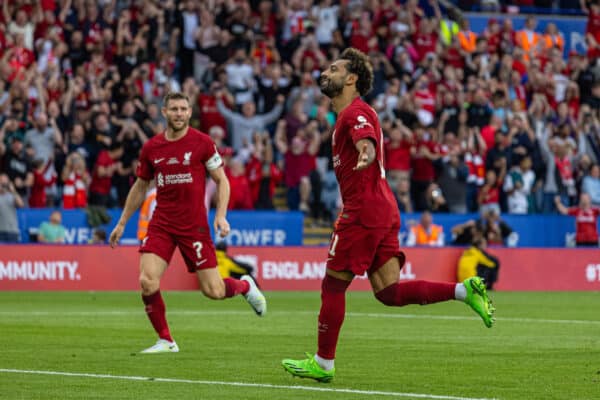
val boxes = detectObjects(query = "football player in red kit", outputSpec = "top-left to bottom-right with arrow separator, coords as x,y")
282,48 -> 495,382
109,92 -> 266,354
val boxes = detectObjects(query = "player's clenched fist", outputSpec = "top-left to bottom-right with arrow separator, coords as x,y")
109,223 -> 124,248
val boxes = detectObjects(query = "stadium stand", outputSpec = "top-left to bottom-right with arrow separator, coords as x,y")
0,0 -> 599,247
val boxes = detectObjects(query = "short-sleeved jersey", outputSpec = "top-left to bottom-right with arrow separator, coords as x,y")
332,97 -> 399,228
567,207 -> 600,244
89,150 -> 115,195
136,128 -> 223,234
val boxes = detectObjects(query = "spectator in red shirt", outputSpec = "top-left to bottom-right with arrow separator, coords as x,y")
227,158 -> 253,210
252,1 -> 278,40
413,74 -> 436,127
246,131 -> 282,210
89,142 -> 123,207
585,1 -> 600,58
29,158 -> 56,208
348,14 -> 373,54
442,36 -> 465,70
292,30 -> 327,74
275,119 -> 320,213
384,119 -> 413,192
198,81 -> 231,136
484,18 -> 501,54
500,18 -> 516,53
412,18 -> 438,63
555,193 -> 600,247
5,33 -> 35,82
410,124 -> 441,211
61,152 -> 90,209
478,166 -> 505,216
34,9 -> 64,44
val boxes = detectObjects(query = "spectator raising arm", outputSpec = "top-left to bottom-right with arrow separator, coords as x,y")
8,180 -> 24,209
306,121 -> 322,156
2,1 -> 10,27
258,95 -> 286,126
274,120 -> 288,154
216,95 -> 237,121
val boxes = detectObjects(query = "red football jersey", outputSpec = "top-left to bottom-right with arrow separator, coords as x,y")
89,150 -> 115,195
136,128 -> 223,234
332,97 -> 399,228
568,207 -> 600,244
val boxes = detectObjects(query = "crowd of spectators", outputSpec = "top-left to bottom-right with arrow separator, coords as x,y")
454,0 -> 586,13
1,0 -> 600,241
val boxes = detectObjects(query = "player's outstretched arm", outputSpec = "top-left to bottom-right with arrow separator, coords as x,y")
353,138 -> 376,171
209,166 -> 230,238
109,177 -> 150,247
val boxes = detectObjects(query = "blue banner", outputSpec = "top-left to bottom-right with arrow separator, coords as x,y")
207,210 -> 304,246
467,13 -> 588,56
14,209 -> 588,247
16,209 -> 304,246
399,213 -> 584,247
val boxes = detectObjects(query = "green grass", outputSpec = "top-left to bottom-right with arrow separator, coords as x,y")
0,291 -> 599,400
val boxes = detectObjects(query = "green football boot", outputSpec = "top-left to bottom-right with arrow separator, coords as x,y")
463,277 -> 496,328
282,353 -> 335,383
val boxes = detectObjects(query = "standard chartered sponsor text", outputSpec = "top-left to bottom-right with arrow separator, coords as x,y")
165,173 -> 193,185
0,261 -> 79,280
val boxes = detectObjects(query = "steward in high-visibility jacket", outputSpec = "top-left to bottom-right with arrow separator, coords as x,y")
137,186 -> 156,241
440,18 -> 459,46
543,22 -> 564,52
516,16 -> 541,60
457,19 -> 476,53
543,33 -> 564,52
408,223 -> 444,246
406,212 -> 445,247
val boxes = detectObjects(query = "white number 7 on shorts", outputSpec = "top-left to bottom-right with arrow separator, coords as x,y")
193,241 -> 203,259
328,234 -> 339,257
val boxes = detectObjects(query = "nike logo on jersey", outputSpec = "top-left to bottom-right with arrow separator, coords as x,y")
154,158 -> 165,164
196,259 -> 207,266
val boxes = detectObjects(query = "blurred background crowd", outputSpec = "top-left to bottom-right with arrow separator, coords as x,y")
1,0 -> 600,239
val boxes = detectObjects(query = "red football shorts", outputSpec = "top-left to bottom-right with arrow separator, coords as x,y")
326,223 -> 405,276
139,225 -> 217,272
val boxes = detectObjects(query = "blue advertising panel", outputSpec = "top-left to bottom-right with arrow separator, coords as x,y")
207,210 -> 304,246
16,209 -> 304,246
467,13 -> 588,56
14,209 -> 589,247
398,213 -> 583,247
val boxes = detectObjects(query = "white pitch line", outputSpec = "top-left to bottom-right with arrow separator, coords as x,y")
0,310 -> 598,325
0,368 -> 497,400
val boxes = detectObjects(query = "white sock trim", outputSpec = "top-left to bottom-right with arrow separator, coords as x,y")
455,283 -> 467,302
314,354 -> 334,371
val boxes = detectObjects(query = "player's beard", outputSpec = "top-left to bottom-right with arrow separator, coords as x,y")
319,75 -> 344,99
167,118 -> 188,133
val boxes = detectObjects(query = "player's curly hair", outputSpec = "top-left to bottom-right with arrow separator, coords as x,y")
339,48 -> 374,97
163,92 -> 190,106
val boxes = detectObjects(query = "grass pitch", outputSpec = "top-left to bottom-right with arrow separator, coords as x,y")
0,290 -> 598,400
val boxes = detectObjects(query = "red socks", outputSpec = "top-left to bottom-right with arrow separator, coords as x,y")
141,280 -> 250,342
375,280 -> 456,306
223,278 -> 250,298
317,275 -> 352,360
142,290 -> 173,342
